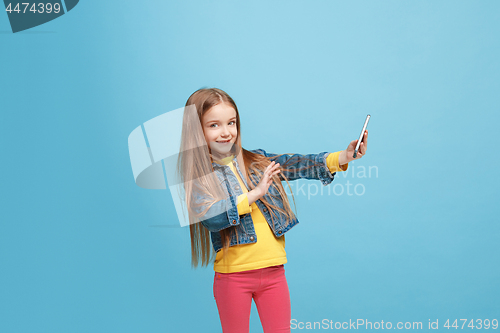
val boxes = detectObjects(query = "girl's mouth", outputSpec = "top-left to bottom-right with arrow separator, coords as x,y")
216,140 -> 231,143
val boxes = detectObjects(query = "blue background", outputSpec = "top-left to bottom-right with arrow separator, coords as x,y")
1,1 -> 499,332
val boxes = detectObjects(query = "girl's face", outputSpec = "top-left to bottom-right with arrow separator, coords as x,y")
202,102 -> 238,159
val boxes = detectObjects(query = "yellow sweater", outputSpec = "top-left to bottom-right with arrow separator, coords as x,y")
213,151 -> 348,273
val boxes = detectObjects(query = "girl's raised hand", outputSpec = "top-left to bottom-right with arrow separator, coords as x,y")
344,130 -> 368,163
255,161 -> 281,198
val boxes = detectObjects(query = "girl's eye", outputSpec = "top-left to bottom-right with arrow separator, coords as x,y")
210,121 -> 235,128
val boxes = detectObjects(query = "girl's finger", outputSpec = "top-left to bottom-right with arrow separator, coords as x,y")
270,165 -> 280,174
361,131 -> 367,145
269,170 -> 279,178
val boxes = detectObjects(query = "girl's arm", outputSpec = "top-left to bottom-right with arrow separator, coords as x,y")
246,189 -> 262,206
195,198 -> 240,232
251,149 -> 335,186
251,131 -> 368,186
191,181 -> 241,233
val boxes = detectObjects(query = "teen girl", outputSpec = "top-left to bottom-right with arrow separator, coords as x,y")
177,88 -> 368,333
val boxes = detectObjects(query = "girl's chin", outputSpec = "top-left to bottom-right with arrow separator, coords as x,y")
210,142 -> 235,155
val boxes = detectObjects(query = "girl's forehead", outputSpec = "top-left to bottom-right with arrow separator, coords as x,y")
203,103 -> 236,121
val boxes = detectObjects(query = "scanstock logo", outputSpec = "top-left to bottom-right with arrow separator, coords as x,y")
3,0 -> 79,33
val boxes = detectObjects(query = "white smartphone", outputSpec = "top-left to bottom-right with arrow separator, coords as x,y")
353,115 -> 370,158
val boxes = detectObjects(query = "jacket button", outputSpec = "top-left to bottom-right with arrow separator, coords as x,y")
278,230 -> 282,235
232,220 -> 237,225
235,185 -> 240,190
250,236 -> 255,241
263,208 -> 268,212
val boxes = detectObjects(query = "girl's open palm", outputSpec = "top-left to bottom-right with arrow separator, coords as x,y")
255,161 -> 281,197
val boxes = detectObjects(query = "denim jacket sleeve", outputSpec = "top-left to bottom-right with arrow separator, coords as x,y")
191,179 -> 241,233
250,149 -> 336,186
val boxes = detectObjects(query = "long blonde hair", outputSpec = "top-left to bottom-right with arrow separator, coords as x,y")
178,88 -> 318,268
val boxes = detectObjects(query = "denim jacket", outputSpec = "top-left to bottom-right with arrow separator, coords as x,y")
194,149 -> 337,253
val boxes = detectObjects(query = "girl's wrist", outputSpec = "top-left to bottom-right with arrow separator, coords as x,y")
253,188 -> 264,199
338,150 -> 351,166
247,188 -> 263,206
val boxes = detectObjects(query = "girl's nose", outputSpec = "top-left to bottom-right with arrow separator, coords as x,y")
221,126 -> 230,136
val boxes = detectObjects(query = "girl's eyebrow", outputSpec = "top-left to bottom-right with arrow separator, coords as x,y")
205,117 -> 236,124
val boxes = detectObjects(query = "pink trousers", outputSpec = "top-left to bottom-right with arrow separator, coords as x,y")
213,264 -> 291,333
